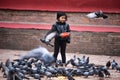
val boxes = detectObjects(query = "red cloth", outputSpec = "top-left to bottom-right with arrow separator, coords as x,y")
0,0 -> 120,13
0,22 -> 120,32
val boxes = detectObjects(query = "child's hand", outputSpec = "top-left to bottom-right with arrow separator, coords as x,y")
60,32 -> 70,38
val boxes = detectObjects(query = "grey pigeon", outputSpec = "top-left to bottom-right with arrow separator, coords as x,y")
111,60 -> 118,69
115,65 -> 120,72
83,71 -> 90,78
20,46 -> 55,65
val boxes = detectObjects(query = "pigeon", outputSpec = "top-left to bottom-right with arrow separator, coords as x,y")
70,59 -> 79,67
5,59 -> 15,71
72,68 -> 83,76
89,67 -> 96,76
72,55 -> 76,61
2,64 -> 9,78
17,72 -> 29,80
30,74 -> 43,80
102,67 -> 110,78
0,61 -> 3,70
55,60 -> 63,67
111,60 -> 118,69
65,55 -> 78,67
98,70 -> 104,80
40,31 -> 57,47
85,57 -> 89,64
86,10 -> 108,19
44,70 -> 55,78
77,56 -> 87,66
81,56 -> 86,62
65,59 -> 71,66
92,66 -> 99,76
62,68 -> 75,80
20,46 -> 55,65
80,55 -> 86,65
77,57 -> 83,66
115,65 -> 120,72
82,71 -> 90,78
47,66 -> 58,75
4,59 -> 17,80
106,60 -> 111,69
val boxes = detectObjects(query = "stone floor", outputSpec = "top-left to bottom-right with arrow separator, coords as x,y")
0,48 -> 120,80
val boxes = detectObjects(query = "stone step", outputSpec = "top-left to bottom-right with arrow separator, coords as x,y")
0,9 -> 120,26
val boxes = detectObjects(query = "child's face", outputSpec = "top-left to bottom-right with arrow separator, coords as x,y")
59,16 -> 67,23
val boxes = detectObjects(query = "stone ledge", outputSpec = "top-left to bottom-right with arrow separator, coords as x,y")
0,9 -> 120,26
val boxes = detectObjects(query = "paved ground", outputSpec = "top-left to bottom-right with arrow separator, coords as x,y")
0,48 -> 120,80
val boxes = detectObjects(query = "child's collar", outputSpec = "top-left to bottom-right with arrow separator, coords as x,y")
56,22 -> 66,25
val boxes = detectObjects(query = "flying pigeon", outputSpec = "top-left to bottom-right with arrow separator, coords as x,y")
20,46 -> 55,65
40,31 -> 57,47
86,10 -> 108,19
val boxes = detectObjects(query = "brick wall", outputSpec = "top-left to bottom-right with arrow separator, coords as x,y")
0,28 -> 120,56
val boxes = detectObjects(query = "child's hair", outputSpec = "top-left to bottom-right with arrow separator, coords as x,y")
56,11 -> 67,20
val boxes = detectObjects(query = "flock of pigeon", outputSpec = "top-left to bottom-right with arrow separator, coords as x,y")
0,46 -> 120,80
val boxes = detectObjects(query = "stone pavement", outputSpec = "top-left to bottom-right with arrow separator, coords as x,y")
0,48 -> 120,80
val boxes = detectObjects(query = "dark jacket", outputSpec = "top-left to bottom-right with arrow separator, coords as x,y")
50,22 -> 70,43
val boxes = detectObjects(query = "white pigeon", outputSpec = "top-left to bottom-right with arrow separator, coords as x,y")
86,10 -> 108,19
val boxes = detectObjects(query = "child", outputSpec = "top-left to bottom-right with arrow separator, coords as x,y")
44,12 -> 71,65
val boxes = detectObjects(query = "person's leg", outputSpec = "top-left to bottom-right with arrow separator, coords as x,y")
60,41 -> 66,64
53,41 -> 59,62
